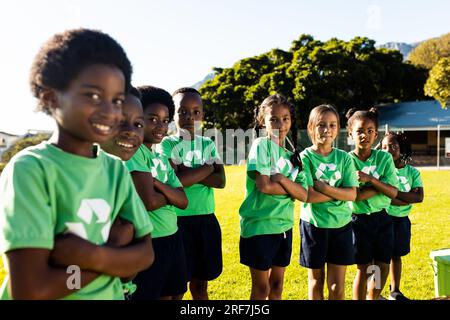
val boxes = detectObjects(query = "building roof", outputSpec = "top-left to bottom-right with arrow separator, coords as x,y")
378,100 -> 450,130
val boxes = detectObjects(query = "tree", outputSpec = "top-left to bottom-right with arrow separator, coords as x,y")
0,133 -> 50,174
408,33 -> 450,69
424,57 -> 450,109
200,34 -> 427,130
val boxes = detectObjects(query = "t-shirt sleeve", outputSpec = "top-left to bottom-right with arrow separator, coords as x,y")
342,153 -> 359,187
295,169 -> 312,189
158,138 -> 172,159
0,156 -> 55,253
247,139 -> 271,176
125,148 -> 151,173
380,153 -> 399,188
205,139 -> 222,164
117,166 -> 153,238
410,167 -> 423,189
165,159 -> 183,188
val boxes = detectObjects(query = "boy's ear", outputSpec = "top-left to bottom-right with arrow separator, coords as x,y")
40,88 -> 59,112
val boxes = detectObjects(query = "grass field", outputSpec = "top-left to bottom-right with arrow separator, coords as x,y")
1,167 -> 449,300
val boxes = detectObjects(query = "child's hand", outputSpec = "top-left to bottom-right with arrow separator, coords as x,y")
313,180 -> 329,192
107,218 -> 135,248
270,173 -> 285,183
50,233 -> 93,268
357,171 -> 373,184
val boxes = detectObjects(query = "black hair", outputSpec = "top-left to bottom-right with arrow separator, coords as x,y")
254,94 -> 302,170
137,85 -> 175,121
172,87 -> 201,97
128,86 -> 142,100
30,28 -> 133,115
380,131 -> 413,165
345,107 -> 380,131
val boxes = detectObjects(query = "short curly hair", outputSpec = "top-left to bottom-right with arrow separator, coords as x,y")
30,28 -> 133,115
137,85 -> 175,121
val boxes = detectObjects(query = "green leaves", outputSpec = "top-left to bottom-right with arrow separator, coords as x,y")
425,57 -> 450,109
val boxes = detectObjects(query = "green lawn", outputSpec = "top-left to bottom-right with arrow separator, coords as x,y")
1,167 -> 449,300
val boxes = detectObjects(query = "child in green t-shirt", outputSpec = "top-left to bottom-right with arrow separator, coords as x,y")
239,94 -> 309,300
125,86 -> 188,300
157,87 -> 225,300
101,87 -> 144,162
346,108 -> 399,300
380,132 -> 424,300
299,105 -> 358,300
0,29 -> 155,300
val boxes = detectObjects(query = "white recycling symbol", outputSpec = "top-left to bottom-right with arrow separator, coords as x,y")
65,199 -> 112,243
270,158 -> 298,181
361,165 -> 380,179
398,176 -> 411,192
151,158 -> 168,182
184,150 -> 203,167
315,163 -> 342,187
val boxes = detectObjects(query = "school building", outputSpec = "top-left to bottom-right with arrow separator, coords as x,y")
378,100 -> 450,167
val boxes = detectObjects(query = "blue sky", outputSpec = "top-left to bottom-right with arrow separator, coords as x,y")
1,0 -> 449,135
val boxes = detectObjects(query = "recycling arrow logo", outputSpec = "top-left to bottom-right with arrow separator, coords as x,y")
151,158 -> 168,182
398,176 -> 411,192
184,150 -> 203,167
361,165 -> 380,179
270,157 -> 298,181
315,163 -> 342,187
65,199 -> 112,244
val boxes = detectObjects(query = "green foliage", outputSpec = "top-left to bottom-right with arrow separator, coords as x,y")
200,34 -> 427,129
0,134 -> 50,174
409,33 -> 450,69
425,57 -> 450,109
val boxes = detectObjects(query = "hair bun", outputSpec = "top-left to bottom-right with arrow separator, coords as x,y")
368,107 -> 379,117
345,107 -> 359,120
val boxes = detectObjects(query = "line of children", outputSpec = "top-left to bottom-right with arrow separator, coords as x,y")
0,29 -> 155,300
125,86 -> 189,300
0,28 -> 425,301
379,132 -> 424,300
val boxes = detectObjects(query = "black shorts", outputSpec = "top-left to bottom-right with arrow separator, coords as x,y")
240,229 -> 293,271
130,230 -> 187,300
352,210 -> 394,265
177,214 -> 223,281
392,216 -> 411,257
300,220 -> 355,269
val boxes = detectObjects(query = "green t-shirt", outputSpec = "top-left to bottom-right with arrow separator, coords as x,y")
239,137 -> 310,238
157,135 -> 219,216
300,147 -> 359,228
387,165 -> 423,217
349,149 -> 399,214
0,142 -> 153,300
126,144 -> 182,238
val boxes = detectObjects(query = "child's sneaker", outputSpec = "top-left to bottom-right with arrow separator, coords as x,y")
389,291 -> 409,301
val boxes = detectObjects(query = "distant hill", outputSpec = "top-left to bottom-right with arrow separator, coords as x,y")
377,41 -> 421,60
191,73 -> 215,89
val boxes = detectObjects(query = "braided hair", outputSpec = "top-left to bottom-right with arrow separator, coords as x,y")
253,94 -> 302,170
379,131 -> 413,165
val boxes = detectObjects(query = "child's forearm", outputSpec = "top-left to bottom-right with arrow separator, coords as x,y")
131,171 -> 168,211
369,177 -> 398,199
306,187 -> 335,203
255,174 -> 288,195
93,235 -> 154,278
390,198 -> 410,206
6,249 -> 99,300
153,180 -> 188,209
278,177 -> 308,202
396,188 -> 424,204
177,164 -> 214,187
320,185 -> 357,201
199,164 -> 226,188
356,186 -> 379,201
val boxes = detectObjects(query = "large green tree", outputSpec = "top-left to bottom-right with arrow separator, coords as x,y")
200,34 -> 427,129
424,57 -> 450,109
408,33 -> 450,69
